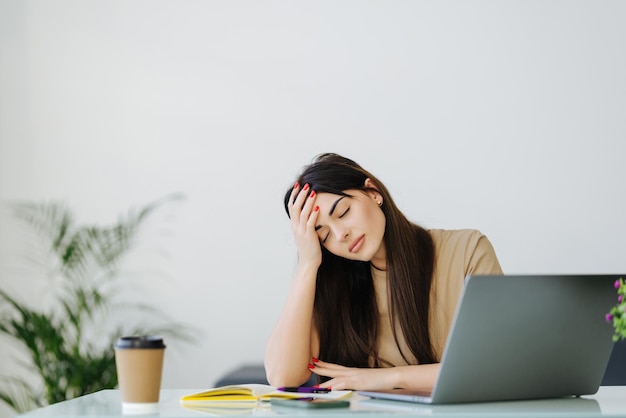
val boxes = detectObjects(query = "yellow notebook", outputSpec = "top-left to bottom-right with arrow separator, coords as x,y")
180,384 -> 352,403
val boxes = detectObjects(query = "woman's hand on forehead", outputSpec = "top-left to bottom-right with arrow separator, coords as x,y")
288,182 -> 322,270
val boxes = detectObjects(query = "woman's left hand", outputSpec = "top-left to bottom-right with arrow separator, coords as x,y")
310,360 -> 399,391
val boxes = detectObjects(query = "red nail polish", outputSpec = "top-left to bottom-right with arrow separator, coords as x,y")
312,357 -> 319,362
313,384 -> 320,388
294,182 -> 299,189
309,190 -> 316,198
308,364 -> 315,369
303,183 -> 309,191
314,206 -> 319,212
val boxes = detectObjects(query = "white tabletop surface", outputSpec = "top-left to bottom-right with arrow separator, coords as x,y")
15,386 -> 626,417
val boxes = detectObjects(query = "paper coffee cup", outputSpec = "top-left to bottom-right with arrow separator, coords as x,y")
114,336 -> 166,414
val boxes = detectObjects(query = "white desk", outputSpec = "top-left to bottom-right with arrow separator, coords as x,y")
15,387 -> 626,417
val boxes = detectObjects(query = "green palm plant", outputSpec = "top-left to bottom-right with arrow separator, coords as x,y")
0,194 -> 192,413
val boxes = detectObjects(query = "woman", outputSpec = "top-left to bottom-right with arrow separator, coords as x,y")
264,153 -> 502,392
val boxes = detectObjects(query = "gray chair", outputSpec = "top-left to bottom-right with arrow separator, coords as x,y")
214,364 -> 316,387
214,364 -> 269,387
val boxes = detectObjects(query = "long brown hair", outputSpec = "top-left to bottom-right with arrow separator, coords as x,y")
283,153 -> 436,370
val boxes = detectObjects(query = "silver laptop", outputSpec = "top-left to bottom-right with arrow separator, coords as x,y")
358,274 -> 619,404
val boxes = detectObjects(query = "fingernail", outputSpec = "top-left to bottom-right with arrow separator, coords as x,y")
309,190 -> 316,198
312,357 -> 319,363
294,182 -> 299,189
303,183 -> 309,191
314,206 -> 319,212
313,384 -> 320,388
308,364 -> 315,369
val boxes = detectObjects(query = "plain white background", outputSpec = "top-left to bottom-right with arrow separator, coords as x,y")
1,1 -> 625,417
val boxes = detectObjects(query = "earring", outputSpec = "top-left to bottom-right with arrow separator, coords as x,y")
378,200 -> 382,206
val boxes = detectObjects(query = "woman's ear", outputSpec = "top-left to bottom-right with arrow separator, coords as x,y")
364,178 -> 383,206
364,178 -> 378,190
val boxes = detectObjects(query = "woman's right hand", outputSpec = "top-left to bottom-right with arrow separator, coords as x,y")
288,182 -> 322,270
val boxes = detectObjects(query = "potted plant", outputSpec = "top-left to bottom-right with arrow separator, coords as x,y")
0,195 -> 193,414
606,278 -> 626,341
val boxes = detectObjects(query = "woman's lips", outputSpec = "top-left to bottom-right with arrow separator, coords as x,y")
349,235 -> 365,253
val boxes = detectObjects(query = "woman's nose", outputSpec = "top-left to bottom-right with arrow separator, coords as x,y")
333,227 -> 349,242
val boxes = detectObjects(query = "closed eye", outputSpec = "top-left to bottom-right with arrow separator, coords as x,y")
316,226 -> 329,243
338,207 -> 350,218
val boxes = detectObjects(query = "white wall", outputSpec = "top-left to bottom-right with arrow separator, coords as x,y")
1,0 -> 625,416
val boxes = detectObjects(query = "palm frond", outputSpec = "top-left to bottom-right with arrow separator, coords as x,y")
0,376 -> 42,413
11,201 -> 75,256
